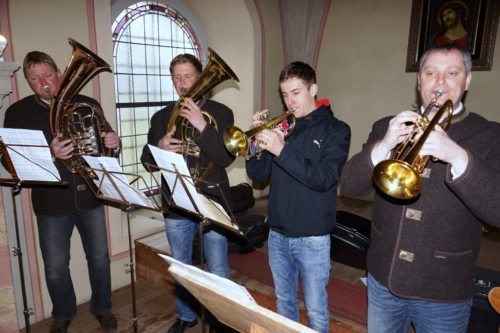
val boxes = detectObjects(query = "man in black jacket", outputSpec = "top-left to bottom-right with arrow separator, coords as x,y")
141,53 -> 235,333
246,61 -> 350,333
341,45 -> 500,332
3,51 -> 120,333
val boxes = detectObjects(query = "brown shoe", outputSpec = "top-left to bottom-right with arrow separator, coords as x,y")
96,311 -> 118,332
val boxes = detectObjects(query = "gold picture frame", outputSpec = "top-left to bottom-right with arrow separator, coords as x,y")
406,0 -> 500,71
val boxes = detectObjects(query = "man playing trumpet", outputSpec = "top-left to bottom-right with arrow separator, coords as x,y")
246,61 -> 350,333
341,44 -> 500,332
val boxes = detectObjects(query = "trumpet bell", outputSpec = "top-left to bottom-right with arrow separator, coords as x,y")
223,126 -> 249,157
373,159 -> 422,200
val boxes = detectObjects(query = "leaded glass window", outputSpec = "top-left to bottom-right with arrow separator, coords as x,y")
112,1 -> 201,191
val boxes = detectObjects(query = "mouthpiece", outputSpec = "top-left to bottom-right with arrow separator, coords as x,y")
43,85 -> 50,93
434,90 -> 443,98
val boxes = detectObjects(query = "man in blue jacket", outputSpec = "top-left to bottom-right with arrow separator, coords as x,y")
246,61 -> 350,333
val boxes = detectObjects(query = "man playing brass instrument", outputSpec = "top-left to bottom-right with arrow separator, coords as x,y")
3,51 -> 119,333
140,53 -> 235,333
341,44 -> 500,332
246,61 -> 350,333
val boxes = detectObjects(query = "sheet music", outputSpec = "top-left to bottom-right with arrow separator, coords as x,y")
0,128 -> 61,182
83,156 -> 156,209
159,253 -> 255,305
148,145 -> 233,229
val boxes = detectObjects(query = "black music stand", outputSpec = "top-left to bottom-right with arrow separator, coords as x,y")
84,157 -> 162,333
145,156 -> 245,333
0,137 -> 67,333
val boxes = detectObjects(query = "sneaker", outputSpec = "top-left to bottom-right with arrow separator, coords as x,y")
167,318 -> 198,333
49,319 -> 71,333
95,311 -> 118,332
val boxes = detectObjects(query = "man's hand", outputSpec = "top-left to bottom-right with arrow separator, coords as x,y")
419,125 -> 468,176
158,125 -> 181,152
372,110 -> 418,165
255,128 -> 285,157
179,98 -> 207,132
50,136 -> 74,160
101,131 -> 120,149
251,109 -> 269,129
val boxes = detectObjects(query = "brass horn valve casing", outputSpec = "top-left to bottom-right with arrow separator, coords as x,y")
49,38 -> 116,178
372,97 -> 453,200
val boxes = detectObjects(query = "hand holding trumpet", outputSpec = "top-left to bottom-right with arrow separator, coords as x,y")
372,107 -> 468,179
251,109 -> 285,157
255,127 -> 285,157
371,110 -> 418,165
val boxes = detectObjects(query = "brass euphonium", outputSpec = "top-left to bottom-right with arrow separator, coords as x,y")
167,47 -> 239,180
372,91 -> 453,200
223,110 -> 296,159
50,38 -> 115,178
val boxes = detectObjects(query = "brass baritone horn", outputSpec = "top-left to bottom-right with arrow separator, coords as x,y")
372,94 -> 453,200
50,38 -> 115,178
166,48 -> 239,180
223,111 -> 296,158
167,48 -> 239,133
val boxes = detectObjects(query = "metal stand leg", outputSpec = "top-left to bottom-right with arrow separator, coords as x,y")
11,186 -> 33,333
198,218 -> 209,333
125,207 -> 138,333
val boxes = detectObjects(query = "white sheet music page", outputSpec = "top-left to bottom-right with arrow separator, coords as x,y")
0,128 -> 61,182
159,253 -> 256,306
148,144 -> 201,213
147,145 -> 233,228
83,156 -> 156,209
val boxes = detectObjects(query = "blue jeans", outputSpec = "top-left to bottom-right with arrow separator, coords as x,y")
36,206 -> 111,320
368,274 -> 472,333
268,230 -> 331,333
165,217 -> 229,322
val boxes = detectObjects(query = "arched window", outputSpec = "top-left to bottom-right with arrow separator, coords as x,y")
112,1 -> 202,190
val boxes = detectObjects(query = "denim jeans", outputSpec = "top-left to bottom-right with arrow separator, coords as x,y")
268,229 -> 331,333
368,273 -> 472,333
36,206 -> 111,320
165,217 -> 229,322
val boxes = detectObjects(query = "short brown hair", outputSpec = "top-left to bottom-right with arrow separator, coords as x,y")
279,61 -> 317,89
169,53 -> 202,75
23,51 -> 58,78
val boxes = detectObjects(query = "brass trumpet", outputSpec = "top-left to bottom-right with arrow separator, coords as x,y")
223,111 -> 296,159
372,92 -> 453,200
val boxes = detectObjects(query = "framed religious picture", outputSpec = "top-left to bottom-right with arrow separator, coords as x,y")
406,0 -> 500,71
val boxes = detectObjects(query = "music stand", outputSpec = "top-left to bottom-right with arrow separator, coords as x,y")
83,156 -> 162,333
145,146 -> 248,332
160,254 -> 317,333
0,132 -> 68,333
